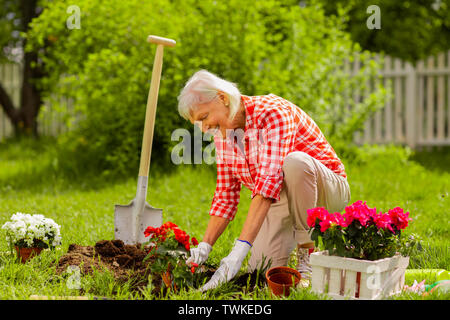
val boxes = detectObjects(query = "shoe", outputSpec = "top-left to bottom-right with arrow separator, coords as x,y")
296,247 -> 313,281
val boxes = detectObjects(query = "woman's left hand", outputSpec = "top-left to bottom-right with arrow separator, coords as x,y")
200,240 -> 251,291
200,195 -> 272,291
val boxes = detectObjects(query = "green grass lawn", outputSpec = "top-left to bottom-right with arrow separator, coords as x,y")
0,138 -> 448,300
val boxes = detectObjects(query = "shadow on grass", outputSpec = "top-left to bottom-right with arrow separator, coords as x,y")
0,136 -> 215,193
409,146 -> 450,173
0,136 -> 119,192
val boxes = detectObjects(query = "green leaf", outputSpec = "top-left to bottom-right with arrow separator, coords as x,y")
311,228 -> 321,242
24,0 -> 388,175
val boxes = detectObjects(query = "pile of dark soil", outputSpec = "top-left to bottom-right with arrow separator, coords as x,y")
55,239 -> 267,296
56,240 -> 156,290
234,269 -> 267,291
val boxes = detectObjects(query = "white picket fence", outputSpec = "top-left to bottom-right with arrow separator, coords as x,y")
353,51 -> 450,148
1,51 -> 450,148
0,63 -> 19,140
0,63 -> 72,140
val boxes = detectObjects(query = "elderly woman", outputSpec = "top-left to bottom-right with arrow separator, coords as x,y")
179,70 -> 350,290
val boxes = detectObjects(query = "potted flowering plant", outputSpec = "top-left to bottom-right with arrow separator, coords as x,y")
307,200 -> 415,260
307,201 -> 418,300
143,221 -> 199,290
2,212 -> 62,263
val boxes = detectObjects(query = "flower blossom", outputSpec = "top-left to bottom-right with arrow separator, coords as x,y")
371,212 -> 394,232
388,207 -> 412,230
306,207 -> 329,228
1,212 -> 61,248
144,221 -> 198,251
190,262 -> 199,274
319,212 -> 345,232
343,200 -> 375,227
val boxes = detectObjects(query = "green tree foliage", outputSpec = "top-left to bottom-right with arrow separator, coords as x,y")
320,0 -> 450,63
26,0 -> 386,176
0,0 -> 19,63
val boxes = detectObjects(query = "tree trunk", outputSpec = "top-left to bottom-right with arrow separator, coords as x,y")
16,50 -> 42,137
0,0 -> 42,138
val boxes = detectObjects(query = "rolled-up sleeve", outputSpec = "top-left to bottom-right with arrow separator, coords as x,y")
251,108 -> 295,202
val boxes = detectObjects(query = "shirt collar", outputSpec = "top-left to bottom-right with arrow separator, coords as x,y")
241,95 -> 255,132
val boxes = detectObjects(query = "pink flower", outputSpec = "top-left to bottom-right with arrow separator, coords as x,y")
319,212 -> 342,232
388,207 -> 411,230
307,207 -> 329,227
334,212 -> 347,227
343,200 -> 375,227
372,212 -> 394,232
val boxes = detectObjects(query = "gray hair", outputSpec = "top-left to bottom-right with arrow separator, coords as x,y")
177,70 -> 241,121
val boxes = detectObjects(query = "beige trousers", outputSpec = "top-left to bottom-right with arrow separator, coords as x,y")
248,151 -> 351,271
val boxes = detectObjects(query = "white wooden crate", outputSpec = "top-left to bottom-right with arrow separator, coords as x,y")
310,251 -> 409,300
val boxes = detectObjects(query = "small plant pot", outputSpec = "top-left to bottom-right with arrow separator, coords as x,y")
266,266 -> 301,296
15,246 -> 43,263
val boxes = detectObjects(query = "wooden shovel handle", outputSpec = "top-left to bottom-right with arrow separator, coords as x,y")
147,35 -> 176,47
139,36 -> 176,177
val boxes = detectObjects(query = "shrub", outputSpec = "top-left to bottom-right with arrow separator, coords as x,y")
26,0 -> 386,176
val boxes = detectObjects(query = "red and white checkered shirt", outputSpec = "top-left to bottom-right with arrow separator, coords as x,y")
209,94 -> 347,220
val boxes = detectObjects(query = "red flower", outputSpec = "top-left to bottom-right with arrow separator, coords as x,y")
319,212 -> 342,232
334,212 -> 347,227
190,262 -> 198,273
143,221 -> 200,283
343,200 -> 374,227
164,221 -> 178,229
144,226 -> 155,237
388,207 -> 411,230
143,221 -> 198,253
372,212 -> 394,232
307,207 -> 329,227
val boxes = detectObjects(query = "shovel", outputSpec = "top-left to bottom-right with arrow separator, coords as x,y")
114,35 -> 176,244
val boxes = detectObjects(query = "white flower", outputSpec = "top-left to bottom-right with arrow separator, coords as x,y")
2,212 -> 62,248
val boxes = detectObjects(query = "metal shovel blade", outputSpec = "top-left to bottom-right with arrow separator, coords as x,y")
114,200 -> 162,245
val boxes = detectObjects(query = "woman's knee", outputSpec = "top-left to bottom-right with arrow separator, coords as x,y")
282,152 -> 316,179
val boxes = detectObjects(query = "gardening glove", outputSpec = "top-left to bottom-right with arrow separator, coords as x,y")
200,240 -> 251,291
186,241 -> 212,266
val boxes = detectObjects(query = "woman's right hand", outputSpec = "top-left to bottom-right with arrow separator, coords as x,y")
186,242 -> 212,266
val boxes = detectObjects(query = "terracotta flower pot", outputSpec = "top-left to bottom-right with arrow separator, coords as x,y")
266,266 -> 301,296
15,246 -> 43,263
